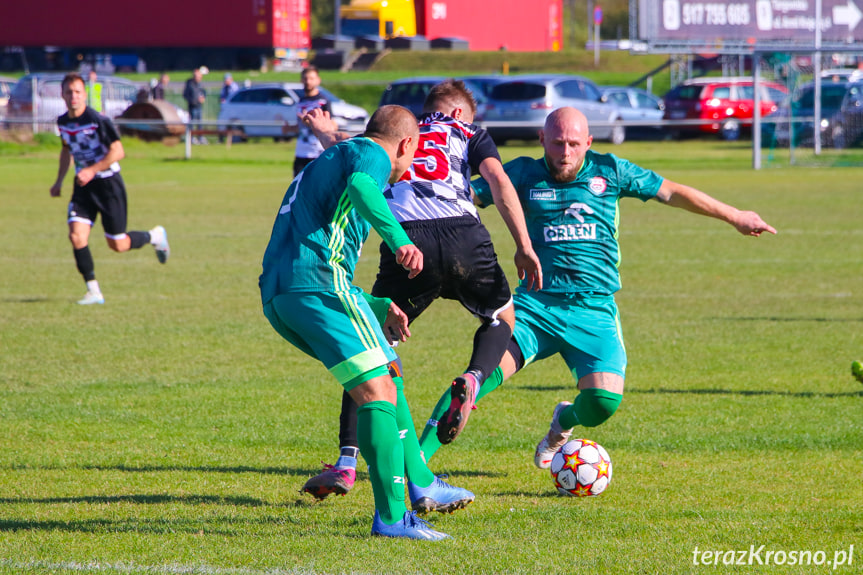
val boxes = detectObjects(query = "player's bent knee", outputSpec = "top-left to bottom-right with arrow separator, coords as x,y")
574,388 -> 622,428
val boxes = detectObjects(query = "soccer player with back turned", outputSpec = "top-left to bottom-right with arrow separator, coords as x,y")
259,104 -> 473,540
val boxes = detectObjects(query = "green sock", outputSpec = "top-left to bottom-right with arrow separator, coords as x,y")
356,400 -> 407,524
393,376 -> 435,487
418,367 -> 506,461
559,388 -> 623,430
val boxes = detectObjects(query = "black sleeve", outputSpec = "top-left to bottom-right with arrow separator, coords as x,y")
466,128 -> 501,174
99,115 -> 121,145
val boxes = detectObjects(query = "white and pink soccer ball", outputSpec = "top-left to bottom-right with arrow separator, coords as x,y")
549,438 -> 612,497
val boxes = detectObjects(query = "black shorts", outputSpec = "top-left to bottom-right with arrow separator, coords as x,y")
67,173 -> 128,237
293,156 -> 315,177
372,215 -> 512,324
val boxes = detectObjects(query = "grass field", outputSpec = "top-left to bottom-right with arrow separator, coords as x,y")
1,135 -> 861,574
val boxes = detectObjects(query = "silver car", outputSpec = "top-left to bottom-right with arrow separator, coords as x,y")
481,74 -> 625,145
217,83 -> 368,141
598,86 -> 665,140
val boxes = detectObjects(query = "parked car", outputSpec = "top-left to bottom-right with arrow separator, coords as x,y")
481,74 -> 626,144
663,77 -> 788,140
598,86 -> 665,140
6,73 -> 139,130
217,83 -> 368,141
821,68 -> 863,83
379,76 -> 506,122
461,75 -> 508,121
0,76 -> 17,121
763,80 -> 863,149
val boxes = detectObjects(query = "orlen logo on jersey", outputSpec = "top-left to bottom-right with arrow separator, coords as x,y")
544,223 -> 597,242
545,202 -> 597,242
588,176 -> 607,196
564,202 -> 594,223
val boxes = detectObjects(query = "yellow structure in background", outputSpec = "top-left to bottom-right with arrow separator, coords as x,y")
340,0 -> 417,38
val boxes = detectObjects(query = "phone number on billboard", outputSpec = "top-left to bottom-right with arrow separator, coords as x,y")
682,3 -> 752,25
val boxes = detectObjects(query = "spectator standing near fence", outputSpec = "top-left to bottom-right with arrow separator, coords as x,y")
151,73 -> 169,100
86,70 -> 103,113
220,73 -> 239,104
183,67 -> 207,144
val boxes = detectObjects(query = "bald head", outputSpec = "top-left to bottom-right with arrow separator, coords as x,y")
540,107 -> 593,183
365,105 -> 419,144
364,104 -> 419,183
544,107 -> 589,138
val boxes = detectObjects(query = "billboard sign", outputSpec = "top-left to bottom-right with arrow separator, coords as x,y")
638,0 -> 863,52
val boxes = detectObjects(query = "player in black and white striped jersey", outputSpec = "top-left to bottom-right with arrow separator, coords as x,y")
50,72 -> 170,305
300,80 -> 542,503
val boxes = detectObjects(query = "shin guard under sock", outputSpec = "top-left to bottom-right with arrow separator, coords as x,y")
127,231 -> 151,249
467,320 -> 513,382
357,401 -> 406,524
73,246 -> 96,282
393,376 -> 435,487
559,388 -> 623,430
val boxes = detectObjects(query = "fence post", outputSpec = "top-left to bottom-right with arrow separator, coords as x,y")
185,124 -> 192,160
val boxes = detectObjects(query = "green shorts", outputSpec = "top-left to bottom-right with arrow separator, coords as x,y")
263,289 -> 398,391
512,290 -> 626,380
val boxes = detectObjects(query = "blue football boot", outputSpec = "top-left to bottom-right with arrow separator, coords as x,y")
371,510 -> 450,540
409,475 -> 475,516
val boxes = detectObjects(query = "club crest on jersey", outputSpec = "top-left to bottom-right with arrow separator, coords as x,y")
588,177 -> 607,196
530,188 -> 556,201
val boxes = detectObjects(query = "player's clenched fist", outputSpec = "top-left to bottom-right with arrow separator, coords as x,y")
395,244 -> 423,279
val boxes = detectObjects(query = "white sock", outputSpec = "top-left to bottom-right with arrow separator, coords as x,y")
86,280 -> 101,295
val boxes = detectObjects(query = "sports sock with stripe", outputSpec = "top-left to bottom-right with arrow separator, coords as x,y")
393,375 -> 436,488
356,400 -> 407,525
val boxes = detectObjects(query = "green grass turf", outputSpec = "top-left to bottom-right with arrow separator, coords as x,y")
0,136 -> 861,574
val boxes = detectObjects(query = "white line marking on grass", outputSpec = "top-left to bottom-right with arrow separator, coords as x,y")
0,559 -> 338,575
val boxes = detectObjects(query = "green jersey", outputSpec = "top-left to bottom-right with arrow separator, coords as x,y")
474,149 -> 663,296
260,137 -> 411,304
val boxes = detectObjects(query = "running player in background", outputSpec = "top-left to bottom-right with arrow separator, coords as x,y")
299,80 -> 542,501
50,72 -> 169,305
418,106 -> 776,466
260,105 -> 472,540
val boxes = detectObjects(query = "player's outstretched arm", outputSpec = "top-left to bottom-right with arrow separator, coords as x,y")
655,179 -> 777,237
50,146 -> 72,197
479,157 -> 543,290
301,108 -> 349,150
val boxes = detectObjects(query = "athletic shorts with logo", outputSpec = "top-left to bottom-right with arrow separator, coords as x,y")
512,289 -> 627,380
372,214 -> 512,323
263,288 -> 398,391
67,173 -> 129,237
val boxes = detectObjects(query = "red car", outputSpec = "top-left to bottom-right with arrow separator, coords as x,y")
663,77 -> 789,140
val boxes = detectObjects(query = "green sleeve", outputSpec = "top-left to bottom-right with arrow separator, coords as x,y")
345,172 -> 413,252
361,292 -> 394,325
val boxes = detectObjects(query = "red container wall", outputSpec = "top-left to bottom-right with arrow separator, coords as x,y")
0,0 -> 309,49
416,0 -> 562,51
